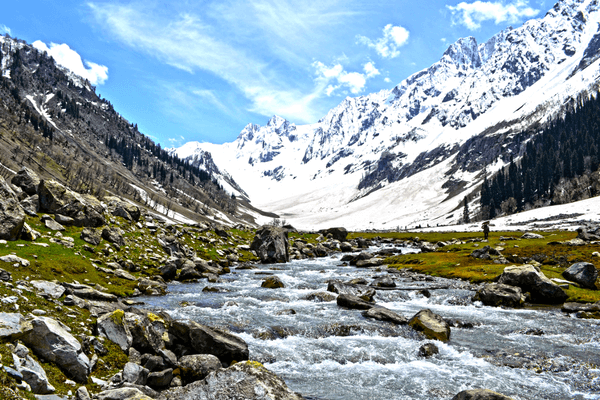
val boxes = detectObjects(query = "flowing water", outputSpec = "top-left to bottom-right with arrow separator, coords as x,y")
139,246 -> 600,400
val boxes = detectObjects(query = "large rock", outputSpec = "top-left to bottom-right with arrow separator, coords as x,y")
20,194 -> 39,216
451,389 -> 514,400
473,283 -> 525,308
0,176 -> 26,240
250,226 -> 289,264
124,312 -> 167,354
0,312 -> 31,339
11,167 -> 41,195
327,280 -> 376,302
38,180 -> 105,227
122,362 -> 149,385
178,354 -> 222,384
80,228 -> 102,246
159,361 -> 303,400
336,293 -> 375,310
320,227 -> 348,242
137,278 -> 167,296
31,280 -> 66,299
362,307 -> 407,324
170,319 -> 249,366
261,276 -> 285,289
21,316 -> 90,382
97,387 -> 154,400
102,227 -> 126,247
12,343 -> 55,394
97,310 -> 133,352
408,309 -> 451,342
106,197 -> 141,222
562,262 -> 598,289
498,265 -> 568,304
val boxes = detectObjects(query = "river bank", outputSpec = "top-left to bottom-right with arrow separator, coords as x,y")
0,209 -> 599,399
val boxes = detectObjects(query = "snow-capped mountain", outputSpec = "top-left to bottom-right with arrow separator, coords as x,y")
176,0 -> 600,230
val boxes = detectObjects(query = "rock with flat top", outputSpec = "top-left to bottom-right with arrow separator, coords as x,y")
408,309 -> 451,342
498,265 -> 568,304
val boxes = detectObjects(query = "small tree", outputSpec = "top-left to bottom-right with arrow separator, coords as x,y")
462,196 -> 470,223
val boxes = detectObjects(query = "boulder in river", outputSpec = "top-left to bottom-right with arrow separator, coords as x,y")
327,280 -> 375,302
362,307 -> 407,324
261,275 -> 285,289
250,225 -> 290,264
336,293 -> 375,310
408,309 -> 451,342
418,342 -> 439,358
473,283 -> 525,308
498,265 -> 568,304
562,262 -> 598,290
451,388 -> 514,400
159,360 -> 304,400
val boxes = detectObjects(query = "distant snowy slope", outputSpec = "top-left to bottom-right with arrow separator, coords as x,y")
176,0 -> 600,230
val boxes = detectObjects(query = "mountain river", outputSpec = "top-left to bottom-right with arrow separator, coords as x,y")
139,244 -> 600,400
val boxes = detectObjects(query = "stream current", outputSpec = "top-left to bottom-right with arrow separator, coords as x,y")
139,245 -> 600,400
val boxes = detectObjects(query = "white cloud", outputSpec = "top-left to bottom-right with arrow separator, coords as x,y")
313,61 -> 377,96
384,77 -> 391,83
32,41 -> 108,85
0,25 -> 11,35
357,24 -> 409,58
87,2 -> 329,123
447,0 -> 539,30
363,61 -> 380,78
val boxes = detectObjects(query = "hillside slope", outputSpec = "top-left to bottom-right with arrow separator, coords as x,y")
176,0 -> 600,230
0,35 -> 265,227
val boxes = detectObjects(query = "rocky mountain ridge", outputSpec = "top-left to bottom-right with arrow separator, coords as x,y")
177,0 -> 600,230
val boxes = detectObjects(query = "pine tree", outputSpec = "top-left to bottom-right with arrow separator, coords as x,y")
462,196 -> 470,223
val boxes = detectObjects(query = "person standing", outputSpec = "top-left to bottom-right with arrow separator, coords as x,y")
483,223 -> 490,240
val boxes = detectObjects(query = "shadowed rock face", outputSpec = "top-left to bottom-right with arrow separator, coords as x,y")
250,226 -> 289,264
11,167 -> 40,196
473,283 -> 525,308
0,176 -> 25,241
37,180 -> 105,228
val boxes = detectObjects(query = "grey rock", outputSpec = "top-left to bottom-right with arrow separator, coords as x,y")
362,306 -> 407,324
55,213 -> 75,226
97,387 -> 154,400
452,389 -> 514,400
563,262 -> 598,289
80,228 -> 102,246
102,227 -> 126,247
498,265 -> 568,304
159,361 -> 303,400
31,280 -> 66,299
122,362 -> 149,385
137,278 -> 167,296
304,291 -> 337,302
38,180 -> 105,228
0,254 -> 30,266
114,269 -> 137,281
320,227 -> 348,241
178,265 -> 202,281
408,309 -> 451,342
327,280 -> 376,302
76,386 -> 92,400
106,197 -> 141,222
146,368 -> 173,389
169,319 -> 249,366
20,194 -> 39,217
97,310 -> 133,352
370,276 -> 396,288
21,316 -> 90,382
418,342 -> 439,357
473,283 -> 525,308
178,354 -> 222,384
12,343 -> 55,394
0,312 -> 31,339
521,232 -> 544,239
11,167 -> 40,195
44,217 -> 65,231
250,225 -> 290,264
336,293 -> 375,310
0,175 -> 26,240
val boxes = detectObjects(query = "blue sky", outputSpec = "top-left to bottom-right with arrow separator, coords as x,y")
2,0 -> 548,146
